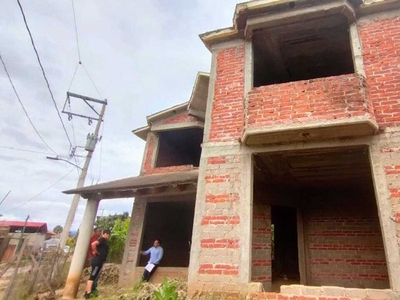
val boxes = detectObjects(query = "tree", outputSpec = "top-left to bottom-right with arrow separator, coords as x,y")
95,212 -> 129,231
108,217 -> 130,263
95,212 -> 130,263
53,225 -> 63,234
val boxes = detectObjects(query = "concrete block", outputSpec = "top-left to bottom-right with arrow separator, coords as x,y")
248,282 -> 264,293
280,285 -> 303,295
321,286 -> 345,297
366,288 -> 391,299
344,288 -> 367,298
302,286 -> 322,296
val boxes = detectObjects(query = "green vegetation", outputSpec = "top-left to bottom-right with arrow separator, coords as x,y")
107,217 -> 130,263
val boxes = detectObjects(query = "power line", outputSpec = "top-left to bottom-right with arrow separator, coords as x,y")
70,0 -> 81,62
0,145 -> 53,155
0,54 -> 57,155
16,0 -> 73,149
68,62 -> 79,91
82,63 -> 103,98
2,167 -> 76,214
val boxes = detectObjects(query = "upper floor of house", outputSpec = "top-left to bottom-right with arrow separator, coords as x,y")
133,73 -> 209,175
134,0 -> 400,174
199,0 -> 400,145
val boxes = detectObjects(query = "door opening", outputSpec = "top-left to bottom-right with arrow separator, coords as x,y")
271,205 -> 299,291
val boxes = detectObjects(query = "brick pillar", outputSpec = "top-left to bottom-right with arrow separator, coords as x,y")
119,198 -> 147,287
252,204 -> 272,290
188,40 -> 261,296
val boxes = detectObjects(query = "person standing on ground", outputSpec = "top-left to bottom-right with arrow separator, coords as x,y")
86,227 -> 101,267
84,229 -> 110,299
140,239 -> 163,282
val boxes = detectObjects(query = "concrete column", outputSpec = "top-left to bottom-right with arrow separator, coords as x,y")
244,40 -> 253,95
119,198 -> 147,286
63,198 -> 99,299
349,22 -> 366,77
239,153 -> 254,283
369,144 -> 400,293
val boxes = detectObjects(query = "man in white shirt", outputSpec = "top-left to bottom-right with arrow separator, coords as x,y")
140,239 -> 163,281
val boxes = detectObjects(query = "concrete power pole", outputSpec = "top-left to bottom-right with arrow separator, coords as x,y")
58,94 -> 107,250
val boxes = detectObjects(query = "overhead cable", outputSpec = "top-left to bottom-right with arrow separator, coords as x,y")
82,63 -> 102,98
70,0 -> 81,62
0,145 -> 53,155
16,0 -> 73,149
2,167 -> 76,213
0,54 -> 57,155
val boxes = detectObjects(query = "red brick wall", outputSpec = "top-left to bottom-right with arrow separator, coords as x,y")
141,111 -> 201,175
142,133 -> 193,175
152,111 -> 199,127
247,74 -> 370,129
360,17 -> 400,128
305,194 -> 389,289
252,204 -> 272,289
142,133 -> 157,174
209,46 -> 245,142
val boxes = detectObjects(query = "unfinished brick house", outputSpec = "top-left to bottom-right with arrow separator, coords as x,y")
63,0 -> 400,299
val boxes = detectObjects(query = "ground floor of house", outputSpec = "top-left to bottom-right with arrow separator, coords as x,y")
116,133 -> 400,299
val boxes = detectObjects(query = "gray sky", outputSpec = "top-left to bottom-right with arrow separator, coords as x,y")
0,0 -> 240,232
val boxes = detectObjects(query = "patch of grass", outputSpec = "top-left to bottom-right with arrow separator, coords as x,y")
101,279 -> 187,300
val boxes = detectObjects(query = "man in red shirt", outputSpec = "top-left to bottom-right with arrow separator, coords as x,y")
86,227 -> 101,267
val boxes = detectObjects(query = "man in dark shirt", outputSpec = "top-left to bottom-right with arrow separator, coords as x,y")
84,229 -> 110,299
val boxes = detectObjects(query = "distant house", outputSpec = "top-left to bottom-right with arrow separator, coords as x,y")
0,220 -> 52,262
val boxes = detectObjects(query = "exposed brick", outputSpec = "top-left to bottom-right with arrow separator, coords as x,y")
204,174 -> 230,183
209,46 -> 245,142
198,263 -> 239,276
200,238 -> 240,249
205,193 -> 239,203
247,74 -> 371,131
201,215 -> 240,225
207,156 -> 227,164
306,196 -> 389,288
159,111 -> 199,125
360,17 -> 400,128
384,165 -> 400,175
390,188 -> 400,198
146,164 -> 194,175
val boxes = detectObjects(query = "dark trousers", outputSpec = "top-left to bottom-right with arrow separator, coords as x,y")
142,264 -> 159,282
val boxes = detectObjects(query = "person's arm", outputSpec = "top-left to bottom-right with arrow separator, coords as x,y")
153,247 -> 163,264
91,240 -> 100,256
140,248 -> 151,255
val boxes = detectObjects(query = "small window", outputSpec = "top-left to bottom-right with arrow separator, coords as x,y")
253,15 -> 354,87
155,128 -> 203,168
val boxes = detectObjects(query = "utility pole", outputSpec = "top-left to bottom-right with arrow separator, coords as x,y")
56,93 -> 107,250
17,215 -> 29,252
0,190 -> 11,206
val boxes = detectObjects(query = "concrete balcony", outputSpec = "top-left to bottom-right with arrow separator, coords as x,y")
243,74 -> 378,145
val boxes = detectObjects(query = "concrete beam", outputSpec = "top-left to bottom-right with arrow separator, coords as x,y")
244,1 -> 356,40
151,121 -> 204,132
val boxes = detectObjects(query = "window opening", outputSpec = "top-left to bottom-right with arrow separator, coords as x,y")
253,15 -> 354,87
155,128 -> 203,168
